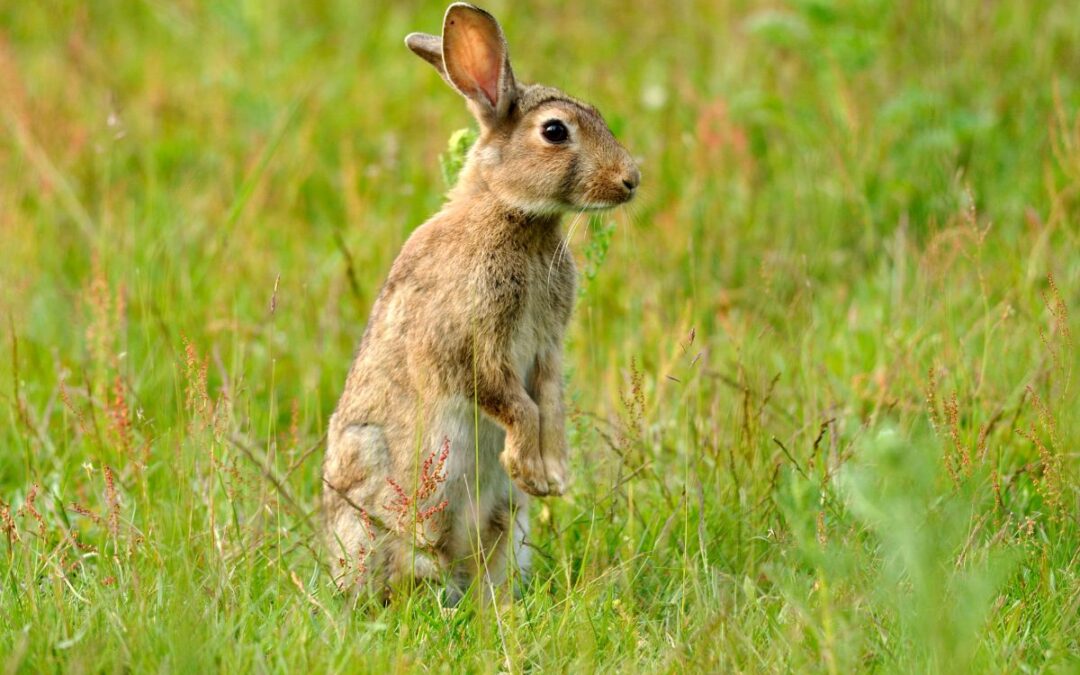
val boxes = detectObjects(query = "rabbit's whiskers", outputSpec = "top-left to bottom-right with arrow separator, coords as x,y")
548,207 -> 587,288
618,200 -> 643,263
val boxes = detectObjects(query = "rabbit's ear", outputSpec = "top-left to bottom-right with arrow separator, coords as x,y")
441,3 -> 517,126
405,32 -> 452,86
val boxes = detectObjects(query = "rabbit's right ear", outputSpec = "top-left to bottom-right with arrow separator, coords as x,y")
405,32 -> 452,86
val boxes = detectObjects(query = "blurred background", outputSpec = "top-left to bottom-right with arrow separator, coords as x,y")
1,1 -> 1078,670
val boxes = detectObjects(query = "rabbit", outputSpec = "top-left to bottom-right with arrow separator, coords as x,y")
321,2 -> 639,604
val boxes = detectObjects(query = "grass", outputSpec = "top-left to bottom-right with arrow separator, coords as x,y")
2,0 -> 1079,671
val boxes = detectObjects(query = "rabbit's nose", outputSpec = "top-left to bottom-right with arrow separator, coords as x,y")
621,167 -> 641,191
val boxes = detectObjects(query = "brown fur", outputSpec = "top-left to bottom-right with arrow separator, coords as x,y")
322,3 -> 638,601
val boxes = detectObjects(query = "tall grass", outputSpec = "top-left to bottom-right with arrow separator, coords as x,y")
2,0 -> 1078,671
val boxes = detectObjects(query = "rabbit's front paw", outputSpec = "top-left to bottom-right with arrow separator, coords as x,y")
542,455 -> 567,496
500,447 -> 551,496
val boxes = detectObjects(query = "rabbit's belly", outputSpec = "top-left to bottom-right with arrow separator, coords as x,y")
434,396 -> 506,477
429,396 -> 514,556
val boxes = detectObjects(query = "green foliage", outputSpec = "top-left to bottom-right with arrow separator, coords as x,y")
439,126 -> 479,189
579,216 -> 615,296
1,0 -> 1079,672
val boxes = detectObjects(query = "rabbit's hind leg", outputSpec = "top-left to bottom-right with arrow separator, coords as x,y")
323,422 -> 393,596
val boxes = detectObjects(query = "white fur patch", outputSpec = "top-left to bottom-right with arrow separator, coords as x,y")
426,396 -> 531,581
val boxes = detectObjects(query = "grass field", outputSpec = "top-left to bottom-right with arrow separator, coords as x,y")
2,0 -> 1079,671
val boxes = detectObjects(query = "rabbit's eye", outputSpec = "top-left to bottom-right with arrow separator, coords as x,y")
541,120 -> 569,144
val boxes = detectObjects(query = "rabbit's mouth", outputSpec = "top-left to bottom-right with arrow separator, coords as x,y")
577,183 -> 638,210
578,199 -> 631,212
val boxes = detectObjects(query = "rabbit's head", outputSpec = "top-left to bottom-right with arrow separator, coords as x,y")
406,3 -> 640,215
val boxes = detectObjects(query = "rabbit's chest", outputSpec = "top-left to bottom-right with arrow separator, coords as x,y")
509,287 -> 544,387
510,256 -> 575,386
473,238 -> 575,384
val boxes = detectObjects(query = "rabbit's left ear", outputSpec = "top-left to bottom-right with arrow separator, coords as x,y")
441,3 -> 517,126
405,32 -> 452,85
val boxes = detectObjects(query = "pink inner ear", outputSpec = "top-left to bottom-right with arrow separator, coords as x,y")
460,25 -> 501,107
